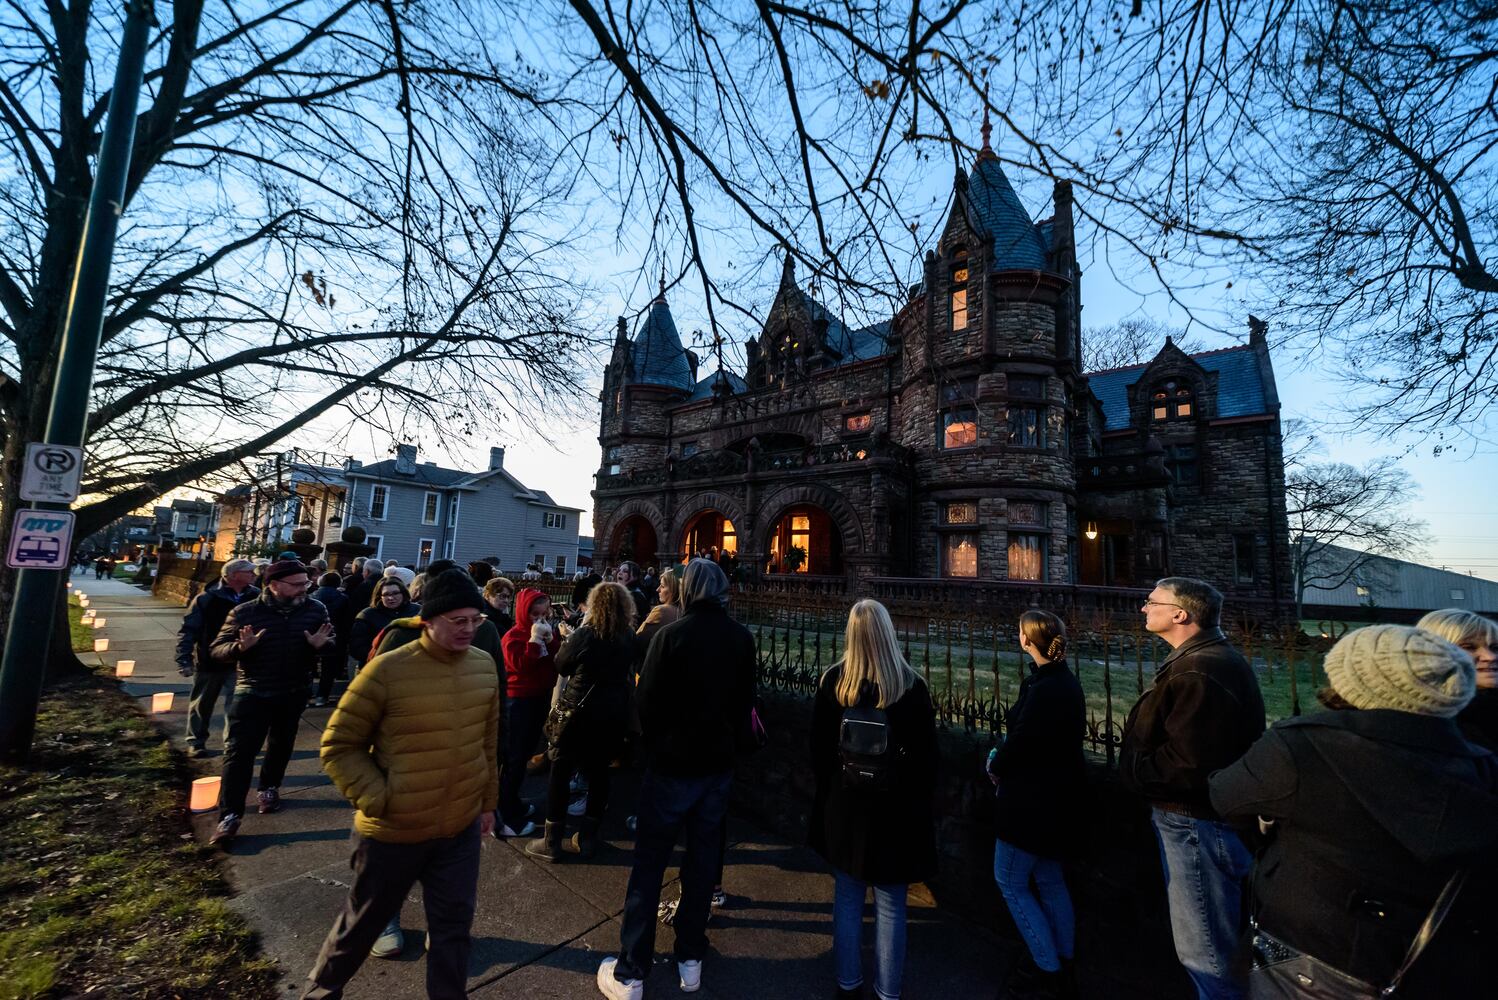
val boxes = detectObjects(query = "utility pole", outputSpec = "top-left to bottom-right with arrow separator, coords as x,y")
0,1 -> 156,761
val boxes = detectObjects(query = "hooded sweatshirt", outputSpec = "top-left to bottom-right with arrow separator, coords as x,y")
1210,709 -> 1498,992
501,588 -> 560,699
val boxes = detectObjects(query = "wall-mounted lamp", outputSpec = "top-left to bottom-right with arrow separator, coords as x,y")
1084,521 -> 1099,541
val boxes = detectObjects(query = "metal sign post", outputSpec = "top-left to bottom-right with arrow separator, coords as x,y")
0,0 -> 155,761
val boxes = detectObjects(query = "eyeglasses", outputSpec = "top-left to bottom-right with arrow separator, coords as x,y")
1142,600 -> 1182,609
437,614 -> 484,629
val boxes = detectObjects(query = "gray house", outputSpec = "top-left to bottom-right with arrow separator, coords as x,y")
342,444 -> 583,572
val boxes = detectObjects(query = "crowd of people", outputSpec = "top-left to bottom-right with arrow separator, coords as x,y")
173,555 -> 1498,1000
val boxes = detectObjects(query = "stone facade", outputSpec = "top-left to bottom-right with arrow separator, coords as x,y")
593,142 -> 1292,610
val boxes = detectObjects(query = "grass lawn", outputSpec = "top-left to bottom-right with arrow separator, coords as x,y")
0,604 -> 277,999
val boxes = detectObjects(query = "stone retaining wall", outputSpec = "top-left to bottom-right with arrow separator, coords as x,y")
151,555 -> 224,606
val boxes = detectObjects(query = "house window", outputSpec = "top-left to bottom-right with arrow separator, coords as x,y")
544,511 -> 567,529
680,441 -> 700,458
1233,534 -> 1256,584
606,445 -> 622,476
555,555 -> 567,575
941,407 -> 978,450
1006,406 -> 1044,448
1167,444 -> 1198,485
1152,380 -> 1196,421
442,539 -> 454,560
1007,502 -> 1047,527
1451,589 -> 1467,602
788,514 -> 811,573
1008,374 -> 1046,399
447,494 -> 459,528
364,535 -> 383,559
943,502 -> 978,525
532,552 -> 544,568
422,491 -> 439,525
1007,533 -> 1046,581
369,485 -> 388,520
844,412 -> 872,433
943,534 -> 979,578
950,251 -> 969,332
417,538 -> 435,568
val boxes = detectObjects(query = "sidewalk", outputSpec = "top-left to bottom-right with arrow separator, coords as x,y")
80,577 -> 1015,998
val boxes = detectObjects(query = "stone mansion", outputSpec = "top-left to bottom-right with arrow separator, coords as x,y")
591,134 -> 1293,608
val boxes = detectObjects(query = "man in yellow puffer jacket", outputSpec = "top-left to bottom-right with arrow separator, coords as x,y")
302,570 -> 499,1000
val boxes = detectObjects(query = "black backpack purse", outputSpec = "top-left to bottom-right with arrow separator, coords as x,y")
838,693 -> 898,790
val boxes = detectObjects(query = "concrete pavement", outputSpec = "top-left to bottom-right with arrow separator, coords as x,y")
77,575 -> 1016,999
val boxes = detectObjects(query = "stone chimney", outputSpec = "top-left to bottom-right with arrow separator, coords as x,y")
394,443 -> 417,475
489,446 -> 506,471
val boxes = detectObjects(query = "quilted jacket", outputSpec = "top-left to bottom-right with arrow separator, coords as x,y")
321,632 -> 500,843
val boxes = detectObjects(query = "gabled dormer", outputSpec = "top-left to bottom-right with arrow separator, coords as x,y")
1128,338 -> 1214,430
748,256 -> 833,388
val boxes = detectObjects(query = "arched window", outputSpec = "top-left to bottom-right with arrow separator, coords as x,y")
1151,380 -> 1196,421
950,248 -> 969,331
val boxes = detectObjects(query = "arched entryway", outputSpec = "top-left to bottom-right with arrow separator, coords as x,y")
681,509 -> 738,561
612,515 -> 658,568
765,504 -> 842,575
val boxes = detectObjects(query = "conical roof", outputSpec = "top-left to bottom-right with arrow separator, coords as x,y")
629,293 -> 694,392
967,157 -> 1047,271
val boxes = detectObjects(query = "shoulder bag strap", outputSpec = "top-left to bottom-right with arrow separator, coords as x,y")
1382,870 -> 1467,997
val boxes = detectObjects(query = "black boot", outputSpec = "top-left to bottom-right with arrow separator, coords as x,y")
565,816 -> 601,859
524,821 -> 565,863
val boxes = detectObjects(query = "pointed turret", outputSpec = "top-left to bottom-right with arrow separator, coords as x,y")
628,286 -> 695,394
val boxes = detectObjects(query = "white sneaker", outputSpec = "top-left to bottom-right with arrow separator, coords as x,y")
370,917 -> 403,959
568,796 -> 587,817
596,957 -> 643,1000
679,959 -> 702,992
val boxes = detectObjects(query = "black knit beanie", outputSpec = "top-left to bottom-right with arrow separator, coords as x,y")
420,568 -> 485,619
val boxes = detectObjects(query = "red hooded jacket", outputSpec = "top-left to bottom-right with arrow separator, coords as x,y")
501,588 -> 560,699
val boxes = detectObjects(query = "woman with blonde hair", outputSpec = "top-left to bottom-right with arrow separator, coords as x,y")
810,599 -> 937,1000
636,566 -> 682,649
987,610 -> 1086,999
1418,608 -> 1498,748
526,581 -> 640,862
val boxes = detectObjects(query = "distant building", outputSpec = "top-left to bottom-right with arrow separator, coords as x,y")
1298,541 -> 1498,622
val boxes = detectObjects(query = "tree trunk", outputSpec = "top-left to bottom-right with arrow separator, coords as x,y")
45,571 -> 87,683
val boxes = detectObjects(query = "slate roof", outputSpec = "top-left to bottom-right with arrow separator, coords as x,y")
966,158 -> 1048,271
685,369 -> 749,402
1087,345 -> 1269,431
344,459 -> 473,487
630,299 -> 695,392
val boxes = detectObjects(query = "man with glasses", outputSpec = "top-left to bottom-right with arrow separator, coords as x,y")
176,558 -> 259,758
208,560 -> 337,846
302,569 -> 499,1000
1121,577 -> 1265,1000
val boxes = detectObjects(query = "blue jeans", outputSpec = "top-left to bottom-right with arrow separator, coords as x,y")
498,695 -> 548,829
1151,808 -> 1253,1000
832,870 -> 908,1000
993,839 -> 1074,972
614,769 -> 732,982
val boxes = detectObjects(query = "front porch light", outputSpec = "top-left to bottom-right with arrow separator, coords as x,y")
1084,521 -> 1099,541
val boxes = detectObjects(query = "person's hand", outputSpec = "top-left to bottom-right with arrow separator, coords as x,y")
177,662 -> 194,678
238,625 -> 266,650
529,621 -> 552,646
479,811 -> 496,837
305,623 -> 334,649
557,622 -> 573,638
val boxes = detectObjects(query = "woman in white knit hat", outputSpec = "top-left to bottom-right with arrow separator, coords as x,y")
1416,608 -> 1498,749
1208,625 -> 1497,998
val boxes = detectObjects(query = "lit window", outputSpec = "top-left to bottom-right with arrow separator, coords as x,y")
942,408 -> 978,449
845,412 -> 872,433
943,534 -> 978,578
944,502 -> 978,525
722,520 -> 738,555
417,538 -> 434,568
1152,380 -> 1196,421
951,252 -> 969,331
1007,406 -> 1043,448
1007,533 -> 1046,581
790,515 -> 810,573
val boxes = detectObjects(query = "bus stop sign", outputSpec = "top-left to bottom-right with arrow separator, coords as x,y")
7,509 -> 75,570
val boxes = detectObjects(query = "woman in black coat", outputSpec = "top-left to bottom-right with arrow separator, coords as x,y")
811,599 -> 937,1000
1209,624 -> 1498,998
526,581 -> 639,863
986,610 -> 1087,999
347,577 -> 417,667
